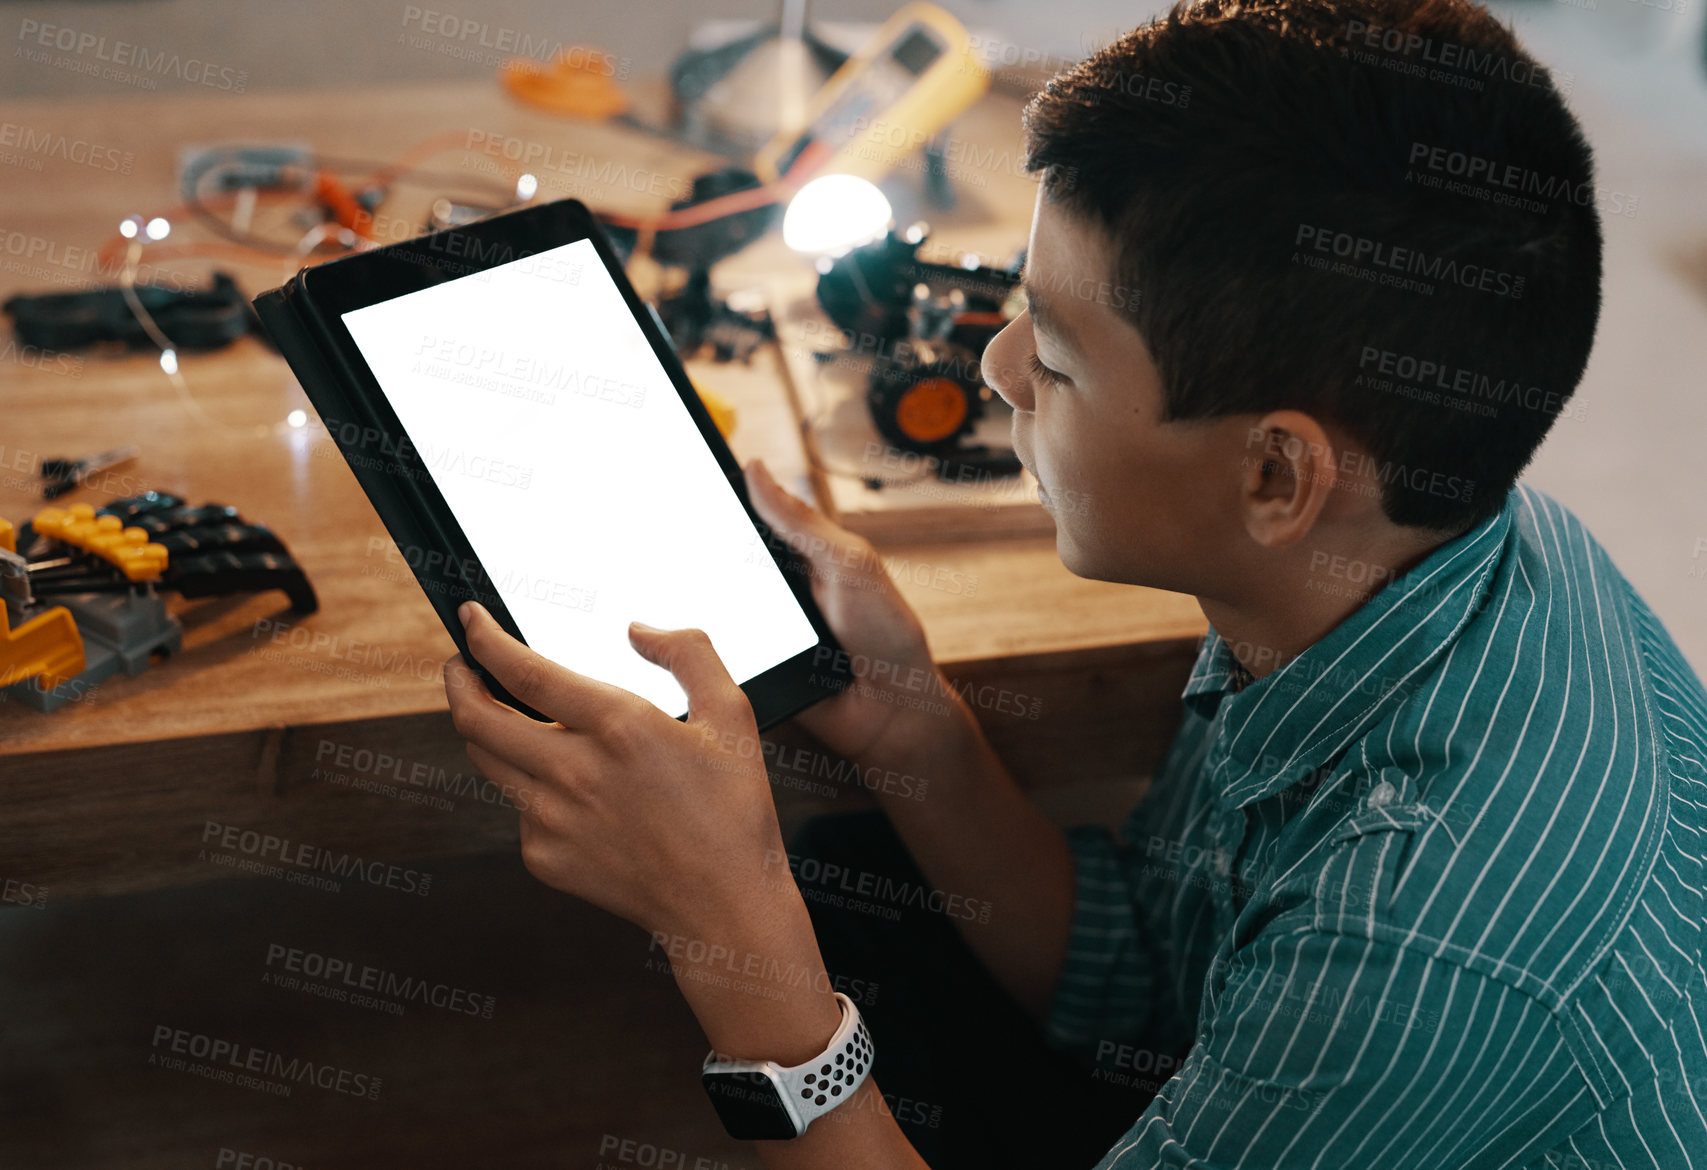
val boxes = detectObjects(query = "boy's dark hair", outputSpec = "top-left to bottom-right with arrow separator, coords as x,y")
1022,0 -> 1603,531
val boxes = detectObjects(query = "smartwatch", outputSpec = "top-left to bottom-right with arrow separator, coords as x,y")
700,991 -> 874,1140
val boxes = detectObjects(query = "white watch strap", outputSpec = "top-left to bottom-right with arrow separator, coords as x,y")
703,991 -> 875,1134
776,991 -> 874,1127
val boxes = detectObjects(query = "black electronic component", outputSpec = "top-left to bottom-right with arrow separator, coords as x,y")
813,224 -> 1025,473
597,167 -> 782,272
2,271 -> 255,353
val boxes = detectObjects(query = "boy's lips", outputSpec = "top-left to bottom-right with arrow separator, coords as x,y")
1022,461 -> 1051,506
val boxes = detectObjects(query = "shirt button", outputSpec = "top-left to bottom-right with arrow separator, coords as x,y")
1368,780 -> 1397,808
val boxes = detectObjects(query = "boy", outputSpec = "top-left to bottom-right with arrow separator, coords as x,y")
445,1 -> 1707,1166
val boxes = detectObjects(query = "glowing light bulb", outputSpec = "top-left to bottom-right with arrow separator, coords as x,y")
159,349 -> 178,375
287,409 -> 308,428
782,175 -> 892,256
516,173 -> 539,200
145,217 -> 171,241
118,217 -> 139,239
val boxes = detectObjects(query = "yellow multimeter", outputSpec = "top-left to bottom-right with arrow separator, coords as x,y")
753,2 -> 990,185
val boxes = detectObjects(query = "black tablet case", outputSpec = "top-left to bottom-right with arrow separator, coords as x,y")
253,236 -> 844,733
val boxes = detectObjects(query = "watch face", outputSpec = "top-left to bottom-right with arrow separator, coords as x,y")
701,1069 -> 799,1140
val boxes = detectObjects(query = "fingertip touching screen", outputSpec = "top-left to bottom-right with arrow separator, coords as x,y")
339,237 -> 819,718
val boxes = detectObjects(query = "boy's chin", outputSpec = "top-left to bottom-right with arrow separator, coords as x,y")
1055,529 -> 1184,593
1054,532 -> 1116,584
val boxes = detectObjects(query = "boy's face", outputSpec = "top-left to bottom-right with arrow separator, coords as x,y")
982,189 -> 1249,594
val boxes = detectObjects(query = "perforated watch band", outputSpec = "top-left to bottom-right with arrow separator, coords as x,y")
701,991 -> 875,1137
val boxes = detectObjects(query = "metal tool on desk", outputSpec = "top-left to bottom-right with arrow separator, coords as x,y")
38,445 -> 139,500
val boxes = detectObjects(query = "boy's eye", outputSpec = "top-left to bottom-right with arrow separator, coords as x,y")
1027,352 -> 1070,387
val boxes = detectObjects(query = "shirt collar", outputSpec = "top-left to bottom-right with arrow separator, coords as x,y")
1182,492 -> 1515,810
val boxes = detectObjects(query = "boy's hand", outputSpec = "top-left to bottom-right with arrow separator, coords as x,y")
744,459 -> 941,766
442,602 -> 787,940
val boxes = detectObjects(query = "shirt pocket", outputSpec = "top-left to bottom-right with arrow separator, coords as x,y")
1312,803 -> 1431,934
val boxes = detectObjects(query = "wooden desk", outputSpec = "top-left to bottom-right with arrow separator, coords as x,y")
0,78 -> 1206,901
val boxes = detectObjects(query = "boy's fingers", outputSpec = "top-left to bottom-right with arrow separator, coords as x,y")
627,624 -> 747,725
744,461 -> 867,569
459,601 -> 626,729
444,656 -> 581,780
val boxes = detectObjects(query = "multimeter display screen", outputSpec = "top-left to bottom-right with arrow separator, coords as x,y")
339,236 -> 819,718
890,28 -> 943,75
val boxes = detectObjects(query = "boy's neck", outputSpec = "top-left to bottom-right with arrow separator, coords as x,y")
1198,527 -> 1457,682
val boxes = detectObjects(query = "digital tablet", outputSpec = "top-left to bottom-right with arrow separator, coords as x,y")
253,198 -> 848,731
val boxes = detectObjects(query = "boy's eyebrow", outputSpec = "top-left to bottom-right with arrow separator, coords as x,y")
1018,265 -> 1078,351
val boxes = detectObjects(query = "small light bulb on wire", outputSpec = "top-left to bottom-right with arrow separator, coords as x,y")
145,217 -> 171,241
782,175 -> 893,257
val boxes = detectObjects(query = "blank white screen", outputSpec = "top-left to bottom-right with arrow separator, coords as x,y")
340,237 -> 819,718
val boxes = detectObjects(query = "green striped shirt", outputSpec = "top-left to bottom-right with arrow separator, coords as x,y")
1048,484 -> 1707,1168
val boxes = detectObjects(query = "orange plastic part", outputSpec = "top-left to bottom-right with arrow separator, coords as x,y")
314,171 -> 375,240
895,378 -> 970,443
31,503 -> 169,582
500,47 -> 630,118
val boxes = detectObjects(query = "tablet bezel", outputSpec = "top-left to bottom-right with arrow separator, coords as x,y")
293,198 -> 849,733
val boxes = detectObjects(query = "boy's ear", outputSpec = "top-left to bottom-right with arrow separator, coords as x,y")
1239,411 -> 1339,549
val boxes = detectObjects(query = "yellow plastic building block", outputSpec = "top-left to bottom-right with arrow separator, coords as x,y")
0,516 -> 13,554
693,382 -> 739,441
31,503 -> 168,582
0,602 -> 86,691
